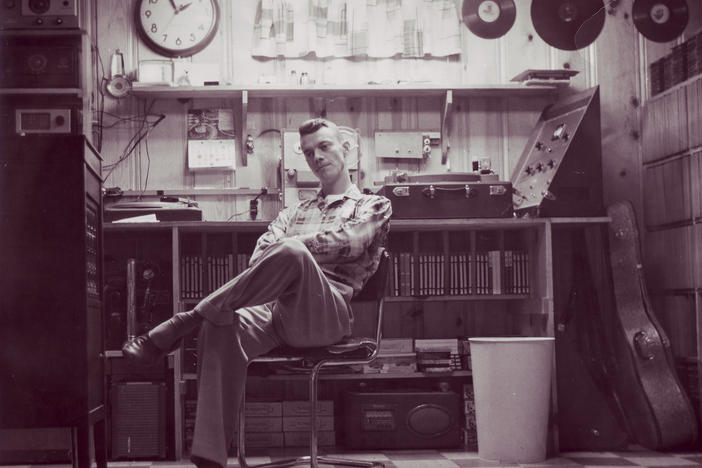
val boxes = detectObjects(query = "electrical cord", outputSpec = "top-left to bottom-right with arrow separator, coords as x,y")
226,188 -> 268,221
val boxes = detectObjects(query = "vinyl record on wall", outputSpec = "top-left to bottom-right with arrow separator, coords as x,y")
632,0 -> 689,43
531,0 -> 606,51
462,0 -> 517,39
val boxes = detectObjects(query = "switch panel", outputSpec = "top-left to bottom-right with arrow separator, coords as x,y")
375,131 -> 439,159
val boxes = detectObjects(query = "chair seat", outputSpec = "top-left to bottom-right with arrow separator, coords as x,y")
255,336 -> 378,363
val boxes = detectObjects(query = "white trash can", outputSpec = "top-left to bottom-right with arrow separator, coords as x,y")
469,337 -> 555,463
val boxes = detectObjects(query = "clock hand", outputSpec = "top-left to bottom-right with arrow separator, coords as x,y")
178,2 -> 192,12
169,0 -> 178,12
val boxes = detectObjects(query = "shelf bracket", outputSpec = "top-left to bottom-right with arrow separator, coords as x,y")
441,90 -> 453,165
241,90 -> 249,166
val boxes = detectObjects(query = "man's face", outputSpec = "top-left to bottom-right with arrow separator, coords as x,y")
300,125 -> 348,187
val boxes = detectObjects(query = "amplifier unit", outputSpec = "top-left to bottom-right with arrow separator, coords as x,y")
343,390 -> 461,449
0,33 -> 81,88
1,0 -> 79,29
0,95 -> 81,135
110,382 -> 167,460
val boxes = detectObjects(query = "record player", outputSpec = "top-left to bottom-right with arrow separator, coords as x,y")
376,172 -> 514,219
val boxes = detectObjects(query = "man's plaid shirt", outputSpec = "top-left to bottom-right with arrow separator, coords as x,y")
250,185 -> 391,296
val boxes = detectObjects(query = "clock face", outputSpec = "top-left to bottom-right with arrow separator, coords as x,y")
135,0 -> 220,58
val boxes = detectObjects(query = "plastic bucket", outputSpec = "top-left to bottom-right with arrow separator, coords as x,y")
469,337 -> 555,463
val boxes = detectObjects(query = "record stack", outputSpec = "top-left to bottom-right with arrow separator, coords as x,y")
687,30 -> 702,79
667,43 -> 688,88
650,29 -> 702,96
650,57 -> 666,96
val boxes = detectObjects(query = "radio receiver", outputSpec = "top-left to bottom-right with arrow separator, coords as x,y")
1,0 -> 79,29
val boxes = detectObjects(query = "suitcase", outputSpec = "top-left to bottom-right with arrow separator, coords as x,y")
377,181 -> 513,219
606,201 -> 698,449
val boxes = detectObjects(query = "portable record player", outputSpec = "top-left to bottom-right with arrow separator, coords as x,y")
377,172 -> 513,219
104,197 -> 203,222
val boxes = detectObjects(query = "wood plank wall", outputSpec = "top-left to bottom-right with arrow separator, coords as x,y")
94,0 -> 608,222
639,2 -> 702,368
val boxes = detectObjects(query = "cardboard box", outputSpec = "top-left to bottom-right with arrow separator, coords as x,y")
378,338 -> 414,354
282,400 -> 334,417
244,401 -> 283,418
244,417 -> 283,433
284,431 -> 335,447
282,416 -> 334,432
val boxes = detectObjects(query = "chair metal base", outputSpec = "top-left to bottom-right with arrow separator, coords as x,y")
237,453 -> 384,468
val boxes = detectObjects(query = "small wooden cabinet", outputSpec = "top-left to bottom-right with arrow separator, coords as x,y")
103,216 -> 607,458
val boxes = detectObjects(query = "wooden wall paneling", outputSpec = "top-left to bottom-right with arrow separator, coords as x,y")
642,155 -> 692,227
594,0 -> 642,213
97,0 -> 138,190
500,3 -> 550,84
375,97 -> 420,175
692,151 -> 702,220
642,95 -> 665,163
459,97 -> 505,179
644,226 -> 695,291
142,99 -> 188,190
688,78 -> 702,150
324,97 -> 376,189
651,293 -> 698,358
695,224 -> 702,289
243,96 -> 285,219
504,96 -> 551,178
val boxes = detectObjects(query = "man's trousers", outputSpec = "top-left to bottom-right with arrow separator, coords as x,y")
189,238 -> 353,467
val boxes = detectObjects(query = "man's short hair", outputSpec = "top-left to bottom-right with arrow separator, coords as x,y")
298,118 -> 338,137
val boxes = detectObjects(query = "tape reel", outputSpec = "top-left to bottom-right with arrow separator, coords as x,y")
531,0 -> 606,51
462,0 -> 516,39
633,0 -> 689,43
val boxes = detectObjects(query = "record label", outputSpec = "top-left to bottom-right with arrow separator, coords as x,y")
633,0 -> 689,43
462,0 -> 516,39
531,0 -> 606,51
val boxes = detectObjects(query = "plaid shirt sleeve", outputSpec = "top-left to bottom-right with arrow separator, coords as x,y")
296,195 -> 392,264
249,206 -> 291,266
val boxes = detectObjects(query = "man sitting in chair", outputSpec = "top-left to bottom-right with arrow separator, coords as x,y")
122,118 -> 392,468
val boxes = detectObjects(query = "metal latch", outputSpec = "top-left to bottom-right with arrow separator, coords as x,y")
489,185 -> 507,196
392,186 -> 410,197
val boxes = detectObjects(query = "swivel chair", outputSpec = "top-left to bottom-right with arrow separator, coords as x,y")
237,250 -> 390,468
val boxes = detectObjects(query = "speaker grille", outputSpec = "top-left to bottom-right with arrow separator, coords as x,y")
111,382 -> 166,459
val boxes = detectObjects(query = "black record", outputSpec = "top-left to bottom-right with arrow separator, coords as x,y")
633,0 -> 689,43
531,0 -> 606,51
462,0 -> 516,39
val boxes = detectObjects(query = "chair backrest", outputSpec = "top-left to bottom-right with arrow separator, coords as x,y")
352,249 -> 390,302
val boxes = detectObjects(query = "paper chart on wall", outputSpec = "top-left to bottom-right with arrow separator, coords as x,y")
186,108 -> 237,170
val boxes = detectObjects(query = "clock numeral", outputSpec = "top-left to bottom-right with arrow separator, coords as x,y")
161,34 -> 168,42
198,23 -> 205,30
176,37 -> 182,46
144,9 -> 152,18
151,23 -> 158,33
189,33 -> 196,42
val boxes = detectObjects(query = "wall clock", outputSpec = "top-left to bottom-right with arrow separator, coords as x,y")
134,0 -> 220,58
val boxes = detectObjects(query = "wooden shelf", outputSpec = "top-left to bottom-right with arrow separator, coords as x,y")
182,370 -> 471,381
0,88 -> 84,97
130,83 -> 558,100
385,294 -> 528,302
103,217 -> 609,232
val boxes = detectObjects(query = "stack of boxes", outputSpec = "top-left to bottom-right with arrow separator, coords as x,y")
227,400 -> 336,451
232,401 -> 284,450
283,401 -> 335,448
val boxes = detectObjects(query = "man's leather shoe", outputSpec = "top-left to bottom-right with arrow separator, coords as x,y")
122,335 -> 179,367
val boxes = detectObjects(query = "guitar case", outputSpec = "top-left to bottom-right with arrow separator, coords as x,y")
555,228 -> 630,450
607,201 -> 698,449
